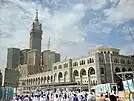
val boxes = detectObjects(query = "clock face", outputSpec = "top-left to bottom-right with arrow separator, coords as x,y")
35,24 -> 40,30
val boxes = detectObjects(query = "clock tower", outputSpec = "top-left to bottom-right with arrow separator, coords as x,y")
29,10 -> 42,54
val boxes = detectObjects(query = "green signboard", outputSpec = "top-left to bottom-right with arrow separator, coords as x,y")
0,87 -> 14,101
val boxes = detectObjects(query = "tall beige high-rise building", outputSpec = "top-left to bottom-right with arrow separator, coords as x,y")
29,10 -> 42,54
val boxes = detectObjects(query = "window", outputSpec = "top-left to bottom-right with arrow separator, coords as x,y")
99,58 -> 104,62
101,80 -> 104,84
127,60 -> 131,64
92,58 -> 94,63
64,63 -> 68,68
100,68 -> 104,74
58,65 -> 62,69
87,59 -> 90,64
114,58 -> 119,63
90,58 -> 92,63
73,62 -> 78,67
82,60 -> 85,65
87,58 -> 94,63
83,60 -> 85,64
80,61 -> 82,65
54,66 -> 57,70
73,62 -> 75,66
80,60 -> 85,65
120,59 -> 125,64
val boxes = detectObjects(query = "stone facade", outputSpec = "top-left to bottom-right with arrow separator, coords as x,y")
18,46 -> 134,93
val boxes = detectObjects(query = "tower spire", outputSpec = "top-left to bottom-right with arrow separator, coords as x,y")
35,9 -> 39,21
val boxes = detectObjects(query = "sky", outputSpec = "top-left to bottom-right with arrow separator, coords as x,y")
0,0 -> 134,71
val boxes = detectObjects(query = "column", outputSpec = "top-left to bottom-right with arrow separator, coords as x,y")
68,59 -> 73,82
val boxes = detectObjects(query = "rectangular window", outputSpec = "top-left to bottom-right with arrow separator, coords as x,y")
54,66 -> 57,70
64,63 -> 68,68
58,65 -> 62,69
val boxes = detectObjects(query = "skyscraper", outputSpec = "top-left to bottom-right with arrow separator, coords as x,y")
29,10 -> 43,54
6,48 -> 20,69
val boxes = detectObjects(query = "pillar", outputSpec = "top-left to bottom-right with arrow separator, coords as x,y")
68,59 -> 73,82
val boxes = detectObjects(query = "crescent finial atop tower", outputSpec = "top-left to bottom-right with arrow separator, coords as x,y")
35,9 -> 39,21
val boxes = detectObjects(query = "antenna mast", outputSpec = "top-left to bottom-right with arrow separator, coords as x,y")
128,28 -> 134,43
64,56 -> 67,60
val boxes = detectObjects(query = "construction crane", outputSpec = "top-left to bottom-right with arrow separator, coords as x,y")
128,28 -> 134,44
48,37 -> 51,50
64,56 -> 67,60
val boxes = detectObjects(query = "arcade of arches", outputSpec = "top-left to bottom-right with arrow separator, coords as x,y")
20,67 -> 97,87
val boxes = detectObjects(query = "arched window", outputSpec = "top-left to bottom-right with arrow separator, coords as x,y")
90,58 -> 92,63
122,67 -> 126,72
58,72 -> 63,82
58,72 -> 63,78
88,67 -> 95,75
73,70 -> 79,76
64,71 -> 68,82
80,69 -> 86,76
128,68 -> 132,71
115,67 -> 120,73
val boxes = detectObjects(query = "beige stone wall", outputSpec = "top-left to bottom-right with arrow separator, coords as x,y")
18,46 -> 134,92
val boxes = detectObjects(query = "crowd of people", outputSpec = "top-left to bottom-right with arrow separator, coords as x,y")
12,90 -> 122,101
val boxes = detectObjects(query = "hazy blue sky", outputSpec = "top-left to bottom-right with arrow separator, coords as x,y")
0,0 -> 134,71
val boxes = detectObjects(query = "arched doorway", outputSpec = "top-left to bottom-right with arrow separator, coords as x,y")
64,71 -> 68,82
73,70 -> 79,82
88,67 -> 95,86
89,67 -> 95,75
80,69 -> 86,84
58,72 -> 63,83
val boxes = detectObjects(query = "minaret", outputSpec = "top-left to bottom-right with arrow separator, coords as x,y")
29,10 -> 42,54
